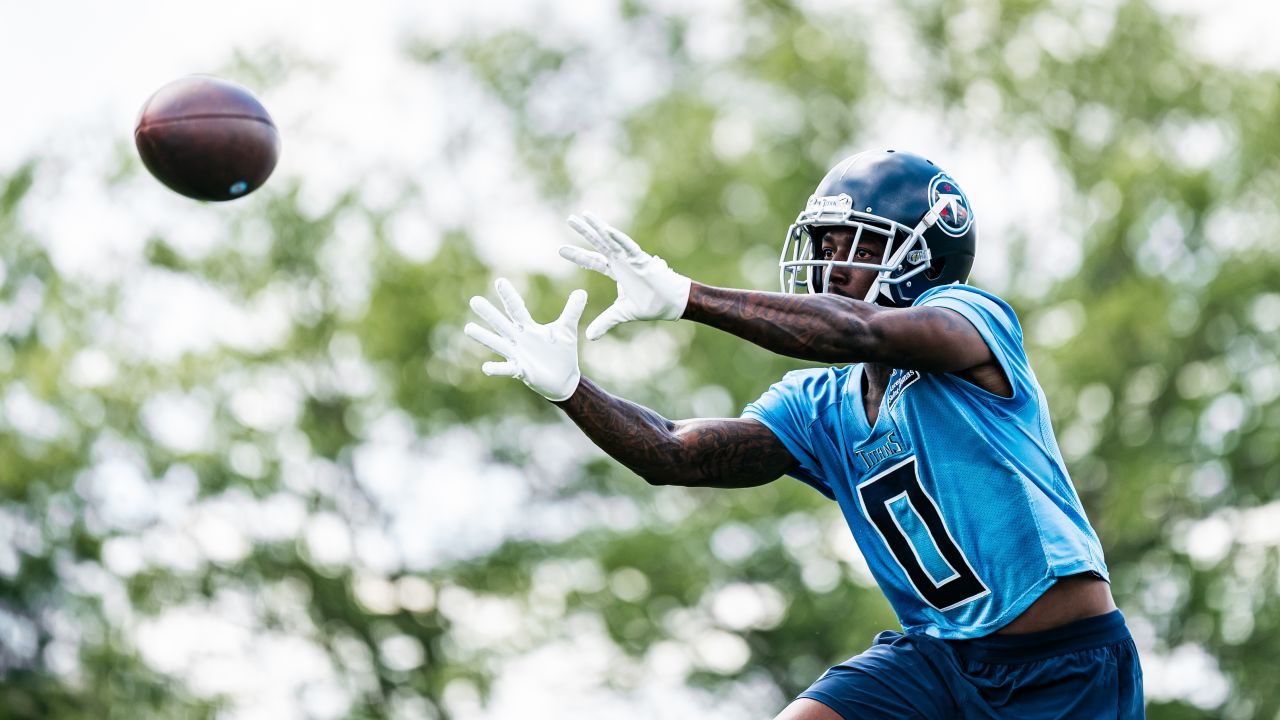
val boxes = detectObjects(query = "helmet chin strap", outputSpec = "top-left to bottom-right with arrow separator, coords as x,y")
860,275 -> 898,305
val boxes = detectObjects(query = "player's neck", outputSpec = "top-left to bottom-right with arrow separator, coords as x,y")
864,362 -> 894,392
861,363 -> 894,426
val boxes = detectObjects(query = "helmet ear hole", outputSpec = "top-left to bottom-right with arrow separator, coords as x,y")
925,257 -> 946,280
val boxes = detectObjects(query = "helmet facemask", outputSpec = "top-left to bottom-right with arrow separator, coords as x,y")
778,192 -> 960,304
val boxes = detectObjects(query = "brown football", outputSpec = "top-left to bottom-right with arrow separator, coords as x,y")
135,76 -> 280,201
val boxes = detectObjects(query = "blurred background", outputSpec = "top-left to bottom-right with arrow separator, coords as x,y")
1,0 -> 1278,717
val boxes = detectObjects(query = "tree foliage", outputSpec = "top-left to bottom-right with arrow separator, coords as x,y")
0,1 -> 1276,718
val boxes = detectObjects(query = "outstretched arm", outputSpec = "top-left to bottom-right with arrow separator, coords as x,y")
682,282 -> 993,373
465,279 -> 797,488
560,213 -> 993,374
554,377 -> 797,488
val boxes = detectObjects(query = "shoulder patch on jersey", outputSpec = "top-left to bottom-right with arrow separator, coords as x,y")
885,370 -> 921,413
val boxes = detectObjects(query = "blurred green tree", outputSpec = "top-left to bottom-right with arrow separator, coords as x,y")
0,1 -> 1276,718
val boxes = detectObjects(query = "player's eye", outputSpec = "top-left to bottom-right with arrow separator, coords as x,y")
821,247 -> 835,260
855,247 -> 874,259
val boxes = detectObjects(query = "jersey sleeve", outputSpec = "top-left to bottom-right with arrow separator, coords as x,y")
741,368 -> 836,500
917,285 -> 1035,408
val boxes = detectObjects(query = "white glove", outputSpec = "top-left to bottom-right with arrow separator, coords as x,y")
465,278 -> 587,402
560,212 -> 692,341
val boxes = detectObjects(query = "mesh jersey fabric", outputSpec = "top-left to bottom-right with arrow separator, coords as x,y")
741,284 -> 1108,638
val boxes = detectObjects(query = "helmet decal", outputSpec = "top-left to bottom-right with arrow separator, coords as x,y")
928,173 -> 973,237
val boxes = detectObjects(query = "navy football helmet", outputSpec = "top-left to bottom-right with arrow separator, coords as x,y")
779,150 -> 977,305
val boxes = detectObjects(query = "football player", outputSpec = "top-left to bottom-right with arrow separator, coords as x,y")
465,150 -> 1144,719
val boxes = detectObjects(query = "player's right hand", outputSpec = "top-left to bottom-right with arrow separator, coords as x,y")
560,212 -> 692,340
465,279 -> 587,402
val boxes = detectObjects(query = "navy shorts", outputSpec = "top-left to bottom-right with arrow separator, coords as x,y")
799,610 -> 1144,719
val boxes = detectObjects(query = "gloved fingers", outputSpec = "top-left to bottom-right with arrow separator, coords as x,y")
481,361 -> 520,378
464,322 -> 515,358
585,302 -> 628,341
494,278 -> 536,329
567,214 -> 613,257
590,216 -> 647,263
581,212 -> 646,264
558,245 -> 615,279
582,212 -> 628,259
469,295 -> 518,337
609,228 -> 647,264
557,289 -> 588,327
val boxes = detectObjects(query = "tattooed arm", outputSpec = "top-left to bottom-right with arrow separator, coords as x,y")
463,277 -> 798,487
553,377 -> 797,488
559,213 -> 995,379
682,283 -> 1008,392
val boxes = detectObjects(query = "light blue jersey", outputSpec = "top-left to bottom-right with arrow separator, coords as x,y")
742,285 -> 1108,639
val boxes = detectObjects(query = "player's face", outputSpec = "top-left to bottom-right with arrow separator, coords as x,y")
816,228 -> 887,300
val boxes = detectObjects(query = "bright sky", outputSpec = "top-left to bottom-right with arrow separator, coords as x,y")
2,0 -> 1276,717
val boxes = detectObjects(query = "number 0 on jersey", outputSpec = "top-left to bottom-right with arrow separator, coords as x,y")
857,456 -> 990,611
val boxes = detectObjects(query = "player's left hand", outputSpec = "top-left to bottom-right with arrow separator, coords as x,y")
465,279 -> 588,402
560,212 -> 692,340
